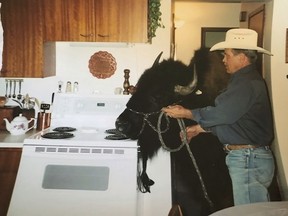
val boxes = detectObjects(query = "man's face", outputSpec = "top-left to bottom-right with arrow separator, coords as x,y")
222,48 -> 244,74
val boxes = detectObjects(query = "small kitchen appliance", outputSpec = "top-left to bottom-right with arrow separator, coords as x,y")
8,93 -> 139,216
36,103 -> 51,130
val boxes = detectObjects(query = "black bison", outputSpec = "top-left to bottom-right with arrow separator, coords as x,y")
116,48 -> 233,216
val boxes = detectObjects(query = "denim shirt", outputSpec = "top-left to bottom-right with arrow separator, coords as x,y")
192,64 -> 274,146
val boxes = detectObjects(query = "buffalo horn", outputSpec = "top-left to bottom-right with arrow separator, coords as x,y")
152,51 -> 163,67
174,65 -> 198,95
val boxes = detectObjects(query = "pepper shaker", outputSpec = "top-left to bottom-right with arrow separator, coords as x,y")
123,69 -> 130,95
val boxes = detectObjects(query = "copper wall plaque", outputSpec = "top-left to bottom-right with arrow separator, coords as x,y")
88,51 -> 117,79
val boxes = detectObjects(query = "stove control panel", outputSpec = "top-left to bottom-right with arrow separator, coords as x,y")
50,93 -> 131,129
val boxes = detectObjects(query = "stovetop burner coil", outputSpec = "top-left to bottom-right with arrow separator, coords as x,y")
105,129 -> 128,140
42,132 -> 74,139
105,129 -> 120,134
53,127 -> 76,132
105,134 -> 128,140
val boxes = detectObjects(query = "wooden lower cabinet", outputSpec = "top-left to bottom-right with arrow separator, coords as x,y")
0,148 -> 22,216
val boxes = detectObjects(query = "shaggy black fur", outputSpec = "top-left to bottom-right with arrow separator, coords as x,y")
116,48 -> 233,216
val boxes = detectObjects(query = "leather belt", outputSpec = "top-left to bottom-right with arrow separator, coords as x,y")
224,144 -> 262,151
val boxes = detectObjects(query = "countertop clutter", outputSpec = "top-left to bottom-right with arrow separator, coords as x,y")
0,129 -> 38,148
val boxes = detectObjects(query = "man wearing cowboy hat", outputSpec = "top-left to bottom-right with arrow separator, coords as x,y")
162,28 -> 275,205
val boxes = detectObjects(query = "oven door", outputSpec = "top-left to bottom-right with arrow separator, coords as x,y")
8,144 -> 138,216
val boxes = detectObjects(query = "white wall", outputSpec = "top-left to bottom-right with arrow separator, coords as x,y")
174,2 -> 241,65
0,1 -> 172,106
269,0 -> 288,200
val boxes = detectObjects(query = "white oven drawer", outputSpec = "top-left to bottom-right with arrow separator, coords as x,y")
8,145 -> 138,216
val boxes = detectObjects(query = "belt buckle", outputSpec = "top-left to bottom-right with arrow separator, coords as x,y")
223,144 -> 231,152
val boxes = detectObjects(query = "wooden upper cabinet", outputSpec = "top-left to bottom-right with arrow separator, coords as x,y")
43,0 -> 148,43
0,0 -> 56,78
95,0 -> 148,42
43,0 -> 95,42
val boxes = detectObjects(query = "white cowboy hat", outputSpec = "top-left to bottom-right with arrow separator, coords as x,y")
210,28 -> 272,56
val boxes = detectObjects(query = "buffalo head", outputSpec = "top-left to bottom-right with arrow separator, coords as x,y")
116,55 -> 197,141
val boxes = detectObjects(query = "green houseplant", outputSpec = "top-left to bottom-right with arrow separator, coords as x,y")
148,0 -> 164,42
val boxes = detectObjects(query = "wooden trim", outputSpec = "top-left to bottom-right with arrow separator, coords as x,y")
248,5 -> 265,76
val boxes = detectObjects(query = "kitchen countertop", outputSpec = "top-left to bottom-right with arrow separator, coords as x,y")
0,129 -> 39,148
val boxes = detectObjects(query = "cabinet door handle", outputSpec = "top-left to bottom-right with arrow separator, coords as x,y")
80,33 -> 94,37
97,34 -> 110,38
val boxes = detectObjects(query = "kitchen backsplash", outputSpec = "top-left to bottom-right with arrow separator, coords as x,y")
1,42 -> 169,105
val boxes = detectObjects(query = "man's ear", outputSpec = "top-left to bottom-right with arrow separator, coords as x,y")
239,53 -> 249,63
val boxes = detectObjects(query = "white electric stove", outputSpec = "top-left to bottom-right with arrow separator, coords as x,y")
25,126 -> 136,148
8,93 -> 140,216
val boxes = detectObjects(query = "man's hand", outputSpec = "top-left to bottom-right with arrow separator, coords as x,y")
180,124 -> 206,143
162,105 -> 193,119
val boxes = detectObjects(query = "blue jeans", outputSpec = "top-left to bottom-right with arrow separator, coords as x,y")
225,146 -> 275,205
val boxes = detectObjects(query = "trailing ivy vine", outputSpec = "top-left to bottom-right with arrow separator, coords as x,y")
148,0 -> 164,42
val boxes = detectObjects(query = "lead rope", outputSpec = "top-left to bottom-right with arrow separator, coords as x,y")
127,108 -> 170,137
127,107 -> 214,209
157,111 -> 214,210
